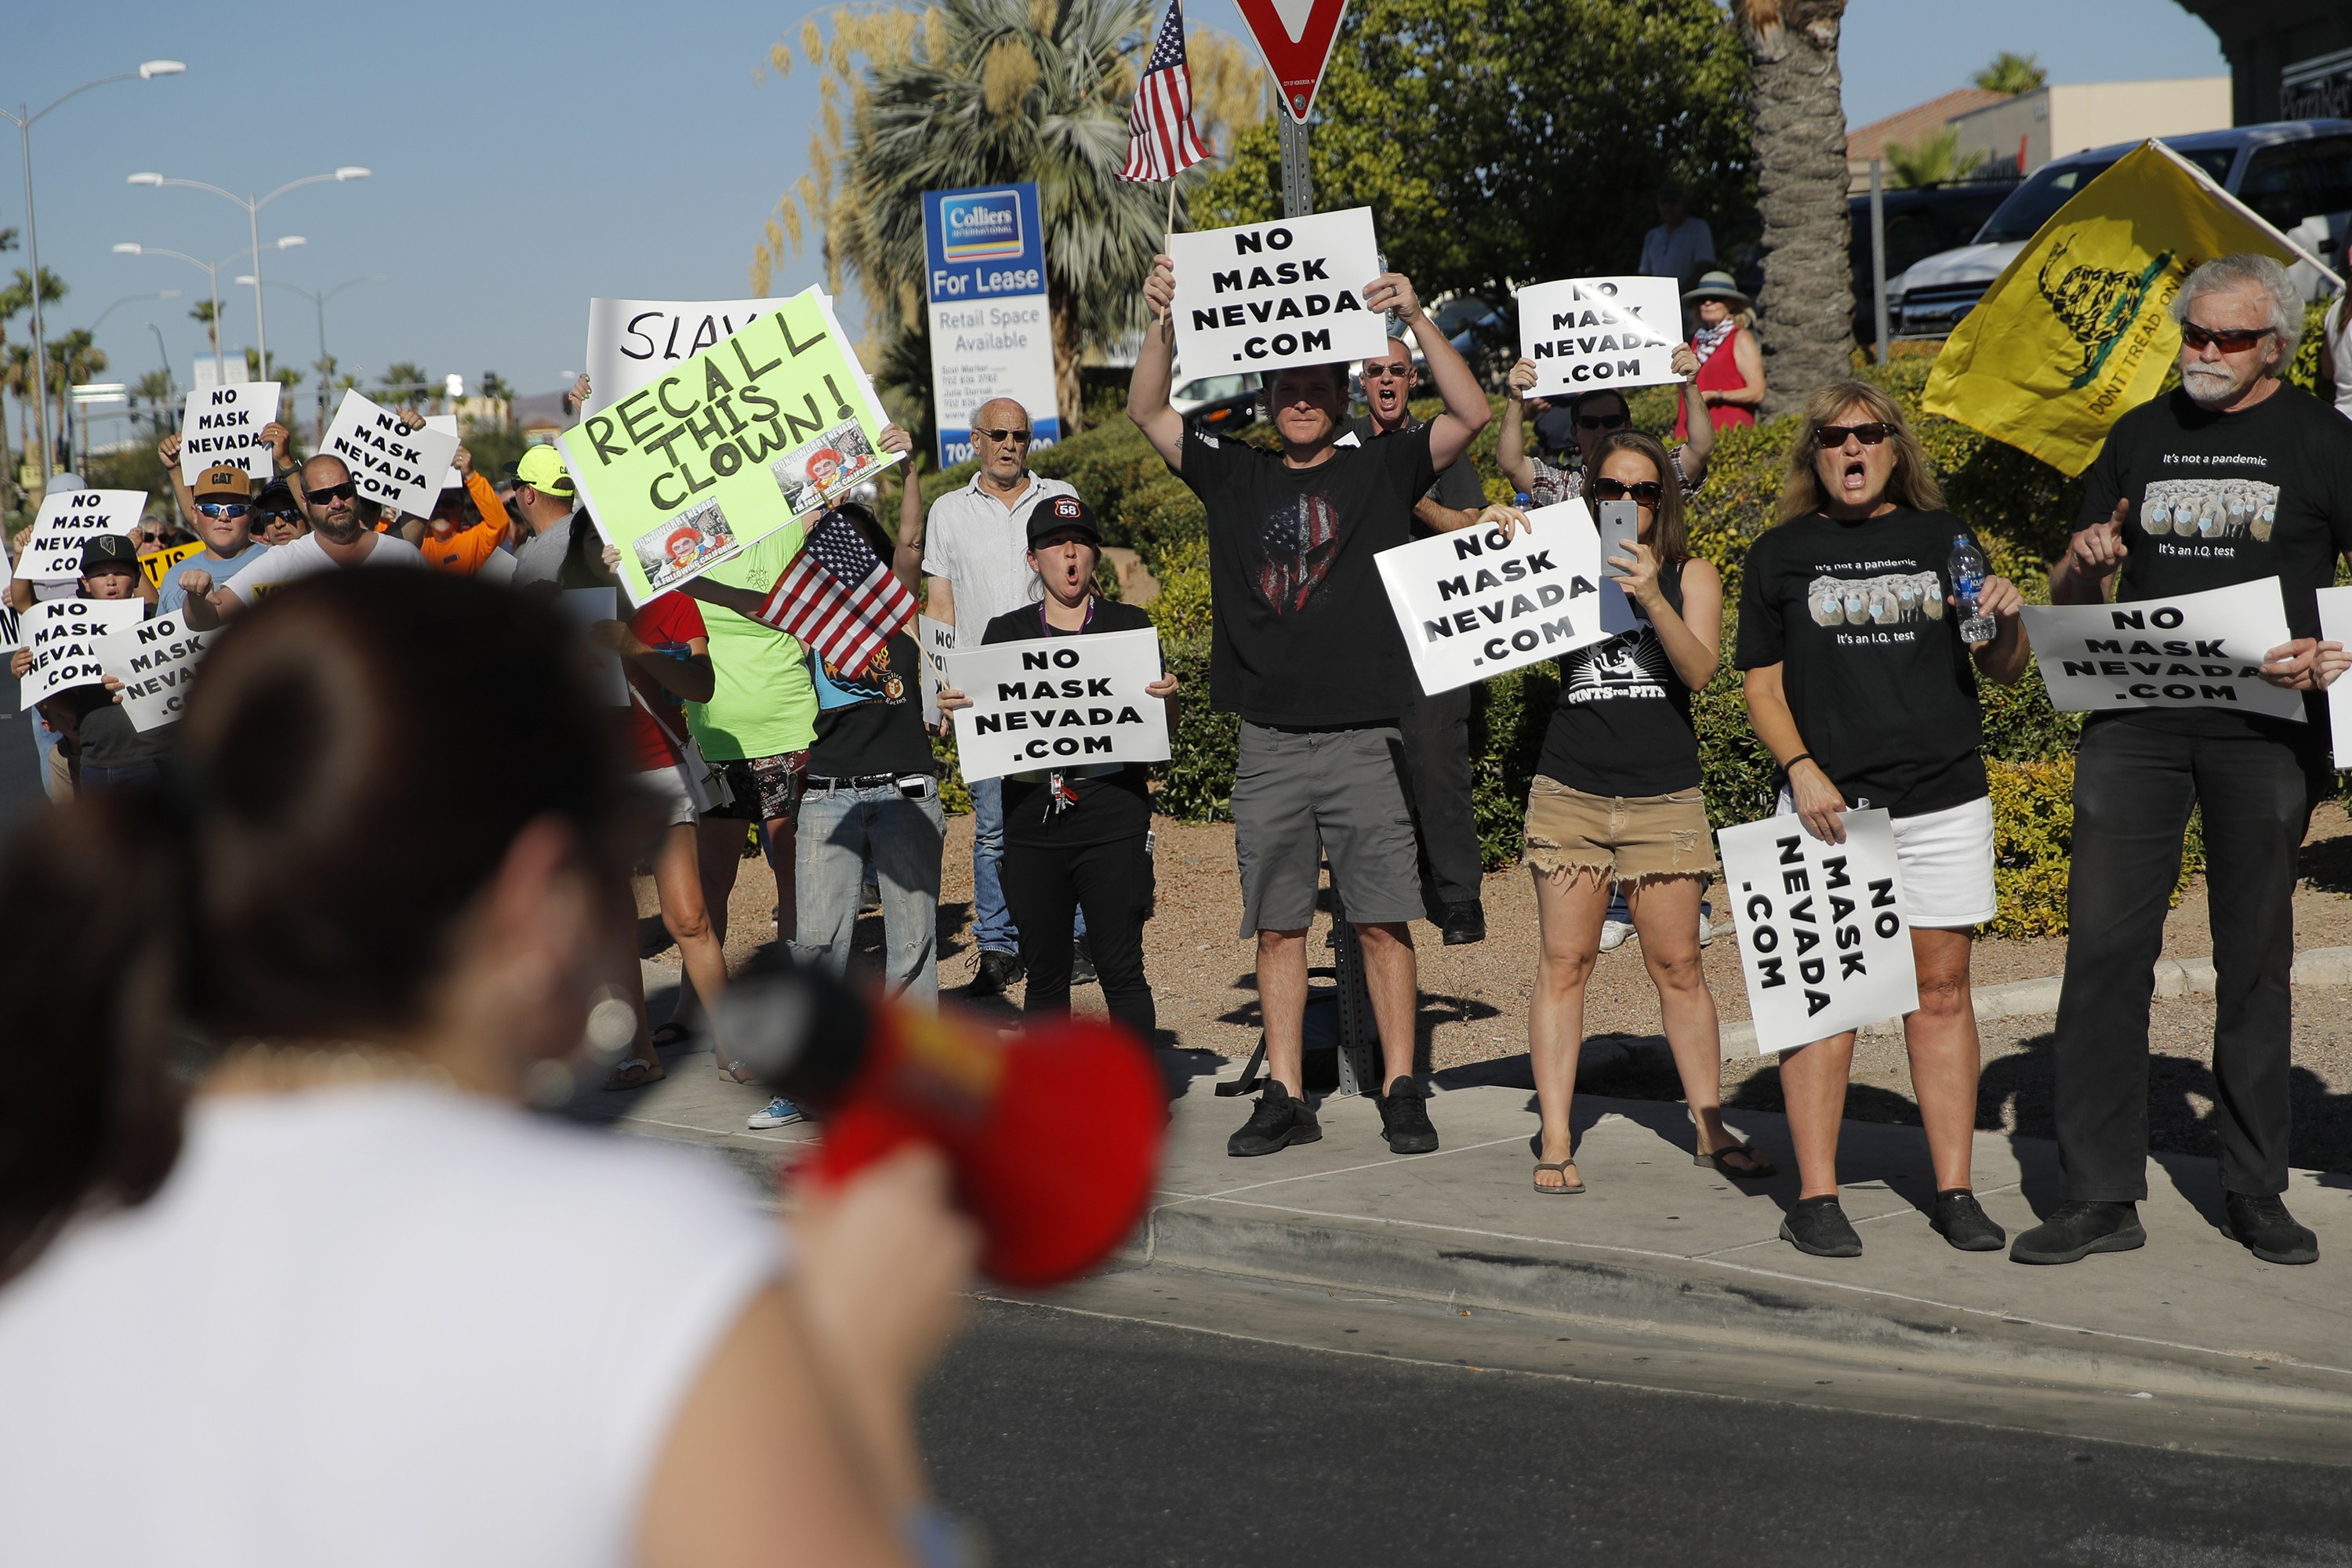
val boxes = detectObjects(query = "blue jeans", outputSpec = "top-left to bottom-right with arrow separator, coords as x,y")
970,775 -> 1084,956
79,762 -> 160,791
793,779 -> 946,1007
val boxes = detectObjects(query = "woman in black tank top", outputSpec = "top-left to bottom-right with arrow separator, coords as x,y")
1522,431 -> 1769,1195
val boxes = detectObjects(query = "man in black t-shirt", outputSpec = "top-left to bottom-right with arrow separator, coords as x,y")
1129,252 -> 1496,1159
1350,334 -> 1492,944
2017,255 -> 2352,1271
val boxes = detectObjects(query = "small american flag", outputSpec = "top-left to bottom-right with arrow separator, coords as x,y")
1119,0 -> 1210,183
754,512 -> 916,677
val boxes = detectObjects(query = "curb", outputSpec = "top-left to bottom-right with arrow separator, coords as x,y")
1714,942 -> 2352,1056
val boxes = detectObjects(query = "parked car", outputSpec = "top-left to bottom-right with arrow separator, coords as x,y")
1169,369 -> 1258,434
1846,177 -> 2019,347
1888,120 -> 2352,339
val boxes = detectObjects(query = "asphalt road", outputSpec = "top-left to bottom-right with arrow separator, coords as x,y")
920,1279 -> 2352,1568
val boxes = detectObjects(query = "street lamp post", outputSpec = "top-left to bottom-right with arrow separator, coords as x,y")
115,239 -> 302,381
234,273 -> 386,441
143,321 -> 175,440
127,165 -> 368,380
1,60 -> 184,488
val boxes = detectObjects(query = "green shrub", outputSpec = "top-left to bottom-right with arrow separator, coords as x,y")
1985,754 -> 2202,938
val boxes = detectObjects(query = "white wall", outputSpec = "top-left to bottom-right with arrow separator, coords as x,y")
1950,78 -> 2231,176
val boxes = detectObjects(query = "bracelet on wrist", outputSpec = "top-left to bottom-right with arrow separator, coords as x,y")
1780,753 -> 1813,775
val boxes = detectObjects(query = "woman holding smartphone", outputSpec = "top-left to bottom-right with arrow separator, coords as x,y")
1737,380 -> 2029,1258
1523,430 -> 1766,1194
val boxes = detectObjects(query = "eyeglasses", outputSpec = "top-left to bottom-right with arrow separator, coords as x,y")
305,481 -> 359,503
1363,363 -> 1414,381
195,502 -> 250,519
1812,422 -> 1893,448
256,509 -> 298,524
974,427 -> 1033,445
1590,477 -> 1665,505
1576,412 -> 1631,432
2179,321 -> 2272,353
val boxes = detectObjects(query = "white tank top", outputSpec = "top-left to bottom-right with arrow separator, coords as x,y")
2329,297 -> 2352,418
0,1084 -> 782,1568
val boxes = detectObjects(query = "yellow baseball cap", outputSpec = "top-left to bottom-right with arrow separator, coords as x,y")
515,445 -> 574,496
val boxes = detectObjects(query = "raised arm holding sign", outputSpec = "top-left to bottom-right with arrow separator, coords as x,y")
1162,208 -> 1388,377
1513,275 -> 1685,398
178,381 -> 282,485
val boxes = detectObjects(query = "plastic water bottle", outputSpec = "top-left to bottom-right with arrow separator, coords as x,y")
1513,491 -> 1531,509
1949,534 -> 1995,645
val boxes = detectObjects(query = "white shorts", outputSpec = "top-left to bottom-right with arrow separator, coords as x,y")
1777,790 -> 1995,929
636,761 -> 702,829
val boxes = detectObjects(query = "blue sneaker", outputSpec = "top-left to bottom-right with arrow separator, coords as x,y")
747,1096 -> 804,1130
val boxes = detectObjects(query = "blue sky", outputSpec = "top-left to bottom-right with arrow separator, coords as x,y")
2,1 -> 2227,411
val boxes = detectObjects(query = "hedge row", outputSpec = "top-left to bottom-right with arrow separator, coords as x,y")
908,318 -> 2350,935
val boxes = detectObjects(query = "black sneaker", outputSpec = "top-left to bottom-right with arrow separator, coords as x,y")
1930,1189 -> 2006,1252
1779,1196 -> 1863,1258
1377,1076 -> 1439,1154
1227,1081 -> 1322,1158
2223,1192 -> 2318,1265
969,949 -> 1023,998
1071,936 -> 1098,987
2009,1201 -> 2146,1265
1439,902 -> 1486,946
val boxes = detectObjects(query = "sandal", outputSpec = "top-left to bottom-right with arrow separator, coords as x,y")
1533,1160 -> 1585,1196
604,1058 -> 664,1091
716,1059 -> 757,1084
1697,1136 -> 1776,1180
648,1021 -> 692,1050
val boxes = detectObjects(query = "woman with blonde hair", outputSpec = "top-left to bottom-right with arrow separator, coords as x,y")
1734,379 -> 2031,1258
1676,270 -> 1764,441
1522,429 -> 1767,1193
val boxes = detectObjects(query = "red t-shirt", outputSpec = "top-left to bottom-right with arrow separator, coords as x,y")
622,593 -> 707,771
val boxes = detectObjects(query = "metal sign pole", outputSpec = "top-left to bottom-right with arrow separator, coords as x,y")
1870,158 -> 1890,365
1278,98 -> 1312,220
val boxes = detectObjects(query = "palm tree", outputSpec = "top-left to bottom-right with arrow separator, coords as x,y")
1973,51 -> 2045,96
758,0 -> 1265,436
2,344 -> 33,477
190,299 -> 222,367
46,329 -> 105,472
1728,0 -> 1853,420
1883,128 -> 1986,190
479,371 -> 514,431
376,361 -> 429,408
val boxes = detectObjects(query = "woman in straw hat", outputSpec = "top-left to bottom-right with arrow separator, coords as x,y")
1677,270 -> 1765,441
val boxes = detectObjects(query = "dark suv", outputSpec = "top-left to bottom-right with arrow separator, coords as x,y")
1847,177 -> 2020,346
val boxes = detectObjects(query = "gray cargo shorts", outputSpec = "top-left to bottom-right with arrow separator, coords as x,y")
1232,720 -> 1424,936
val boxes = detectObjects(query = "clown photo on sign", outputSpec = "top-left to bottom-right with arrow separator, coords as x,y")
771,419 -> 881,516
632,497 -> 741,591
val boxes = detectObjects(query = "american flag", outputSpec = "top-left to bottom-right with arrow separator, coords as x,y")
1119,0 -> 1210,183
754,512 -> 916,677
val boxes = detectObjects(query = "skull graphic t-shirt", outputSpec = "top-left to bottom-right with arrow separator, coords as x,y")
1537,561 -> 1702,796
2078,382 -> 2352,738
1178,422 -> 1436,726
1736,506 -> 1988,819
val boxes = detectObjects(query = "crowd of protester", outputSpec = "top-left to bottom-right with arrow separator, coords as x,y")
5,249 -> 2341,1277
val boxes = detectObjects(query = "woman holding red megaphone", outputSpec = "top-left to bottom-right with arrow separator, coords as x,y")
0,571 -> 978,1567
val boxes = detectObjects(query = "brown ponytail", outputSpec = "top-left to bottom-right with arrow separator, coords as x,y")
0,570 -> 630,1285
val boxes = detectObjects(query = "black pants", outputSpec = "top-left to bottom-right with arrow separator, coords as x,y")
1002,833 -> 1156,1042
2053,717 -> 2325,1201
1399,682 -> 1482,914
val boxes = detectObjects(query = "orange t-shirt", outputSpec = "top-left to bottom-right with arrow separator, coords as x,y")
419,472 -> 514,575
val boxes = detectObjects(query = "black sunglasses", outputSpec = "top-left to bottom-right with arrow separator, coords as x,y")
305,481 -> 360,503
195,501 -> 250,519
1576,412 -> 1631,432
1813,422 -> 1893,449
974,426 -> 1033,445
2179,321 -> 2272,353
1590,477 -> 1664,505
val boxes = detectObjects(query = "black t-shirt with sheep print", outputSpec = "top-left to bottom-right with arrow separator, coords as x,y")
1735,506 -> 1986,819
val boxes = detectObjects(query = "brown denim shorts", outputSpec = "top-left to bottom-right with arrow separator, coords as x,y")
1522,775 -> 1719,885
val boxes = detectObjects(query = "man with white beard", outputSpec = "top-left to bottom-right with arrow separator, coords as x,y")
2020,255 -> 2352,1269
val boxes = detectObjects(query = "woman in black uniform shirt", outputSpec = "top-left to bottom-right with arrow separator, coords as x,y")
1522,431 -> 1767,1196
1737,380 -> 2028,1259
938,495 -> 1178,1041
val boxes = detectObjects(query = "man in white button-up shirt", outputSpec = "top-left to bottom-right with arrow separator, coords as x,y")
918,397 -> 1076,996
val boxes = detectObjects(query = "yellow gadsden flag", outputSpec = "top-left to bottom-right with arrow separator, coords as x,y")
1922,141 -> 2323,475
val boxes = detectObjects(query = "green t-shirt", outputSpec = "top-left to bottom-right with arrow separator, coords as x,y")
684,524 -> 818,761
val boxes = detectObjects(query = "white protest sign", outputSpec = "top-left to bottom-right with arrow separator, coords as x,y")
1514,275 -> 1685,398
1719,809 -> 1919,1056
2020,577 -> 2302,723
943,626 -> 1170,782
918,612 -> 955,728
320,390 -> 462,520
583,297 -> 777,414
2319,586 -> 2352,765
426,413 -> 461,495
477,546 -> 517,586
17,490 -> 147,583
558,588 -> 630,706
100,610 -> 215,731
18,598 -> 146,709
0,604 -> 19,661
177,380 -> 282,485
1375,499 -> 1608,695
1166,207 -> 1387,376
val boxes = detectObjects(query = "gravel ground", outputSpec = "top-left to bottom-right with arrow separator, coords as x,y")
636,800 -> 2352,1171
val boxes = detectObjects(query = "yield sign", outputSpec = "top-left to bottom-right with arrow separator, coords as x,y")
1232,0 -> 1349,121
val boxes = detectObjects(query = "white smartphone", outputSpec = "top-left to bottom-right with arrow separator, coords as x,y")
1597,499 -> 1639,579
